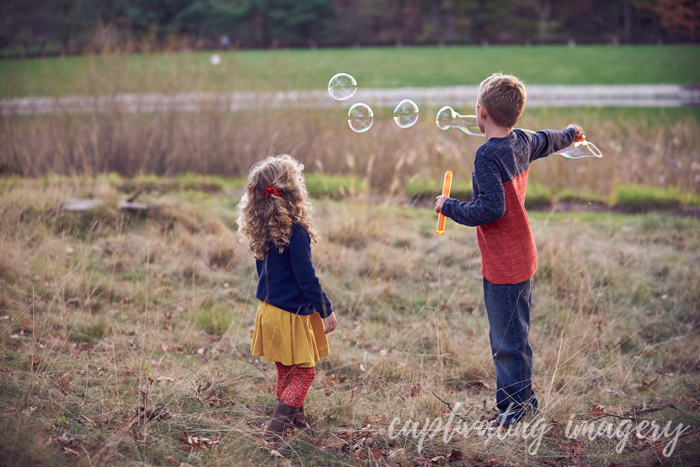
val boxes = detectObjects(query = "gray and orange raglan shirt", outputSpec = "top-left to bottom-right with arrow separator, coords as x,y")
441,128 -> 575,285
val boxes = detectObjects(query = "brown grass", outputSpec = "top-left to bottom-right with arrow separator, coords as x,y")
1,177 -> 699,465
2,107 -> 699,200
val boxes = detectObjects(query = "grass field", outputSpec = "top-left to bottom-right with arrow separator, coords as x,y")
1,45 -> 700,98
1,176 -> 699,466
2,42 -> 700,466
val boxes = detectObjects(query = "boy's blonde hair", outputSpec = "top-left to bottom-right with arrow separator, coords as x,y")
237,154 -> 317,259
477,73 -> 526,128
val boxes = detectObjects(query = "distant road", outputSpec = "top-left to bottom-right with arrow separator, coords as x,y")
2,84 -> 698,115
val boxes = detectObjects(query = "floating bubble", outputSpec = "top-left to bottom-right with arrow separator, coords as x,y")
210,54 -> 221,65
328,73 -> 357,100
393,99 -> 419,128
348,103 -> 373,133
435,106 -> 483,136
555,139 -> 603,159
435,106 -> 454,130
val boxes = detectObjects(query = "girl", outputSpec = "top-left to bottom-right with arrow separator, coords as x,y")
237,154 -> 337,440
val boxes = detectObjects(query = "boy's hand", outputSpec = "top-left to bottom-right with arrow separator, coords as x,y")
323,312 -> 337,334
435,195 -> 449,213
567,124 -> 585,142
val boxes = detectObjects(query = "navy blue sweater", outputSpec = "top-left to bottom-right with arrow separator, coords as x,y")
255,224 -> 333,318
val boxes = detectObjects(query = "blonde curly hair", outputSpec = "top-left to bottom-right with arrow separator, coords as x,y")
236,154 -> 318,259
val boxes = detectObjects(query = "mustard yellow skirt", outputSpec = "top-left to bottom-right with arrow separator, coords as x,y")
251,302 -> 330,368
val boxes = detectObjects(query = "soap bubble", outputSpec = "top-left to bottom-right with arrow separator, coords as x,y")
435,106 -> 455,130
210,54 -> 221,65
556,140 -> 603,159
393,99 -> 419,128
328,73 -> 357,100
435,106 -> 483,136
348,103 -> 373,133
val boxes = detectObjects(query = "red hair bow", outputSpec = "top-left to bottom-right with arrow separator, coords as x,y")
263,184 -> 282,199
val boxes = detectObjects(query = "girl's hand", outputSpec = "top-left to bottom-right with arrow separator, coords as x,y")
323,312 -> 337,334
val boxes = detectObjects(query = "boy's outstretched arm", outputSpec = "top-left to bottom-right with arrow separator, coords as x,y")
527,126 -> 579,161
435,154 -> 506,227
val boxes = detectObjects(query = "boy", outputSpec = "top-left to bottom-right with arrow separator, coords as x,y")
435,73 -> 584,427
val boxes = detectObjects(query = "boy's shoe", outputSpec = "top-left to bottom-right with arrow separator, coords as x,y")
264,402 -> 296,441
486,413 -> 509,431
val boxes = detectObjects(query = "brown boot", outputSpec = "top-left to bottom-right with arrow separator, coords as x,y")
292,404 -> 315,436
264,402 -> 296,441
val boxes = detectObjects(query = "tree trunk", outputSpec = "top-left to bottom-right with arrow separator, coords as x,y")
444,0 -> 454,43
432,0 -> 442,45
538,0 -> 552,40
24,25 -> 33,57
623,0 -> 633,42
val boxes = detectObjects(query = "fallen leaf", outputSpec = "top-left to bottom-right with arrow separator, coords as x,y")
470,380 -> 489,391
132,430 -> 156,444
651,440 -> 667,463
63,446 -> 80,457
58,371 -> 70,394
590,405 -> 606,417
638,377 -> 659,392
80,415 -> 96,427
320,434 -> 346,450
28,355 -> 42,367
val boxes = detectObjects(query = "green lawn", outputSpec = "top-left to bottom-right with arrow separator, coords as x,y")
1,45 -> 699,98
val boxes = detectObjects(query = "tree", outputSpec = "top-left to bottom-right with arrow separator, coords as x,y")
652,0 -> 700,40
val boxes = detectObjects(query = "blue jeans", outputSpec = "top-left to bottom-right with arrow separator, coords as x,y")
483,276 -> 538,426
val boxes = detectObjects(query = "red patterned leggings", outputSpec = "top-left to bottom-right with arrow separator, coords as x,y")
275,363 -> 316,408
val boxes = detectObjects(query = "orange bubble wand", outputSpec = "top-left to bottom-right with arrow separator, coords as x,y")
436,171 -> 452,235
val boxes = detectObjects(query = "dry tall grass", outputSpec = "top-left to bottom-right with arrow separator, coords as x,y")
2,106 -> 700,200
1,177 -> 699,466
